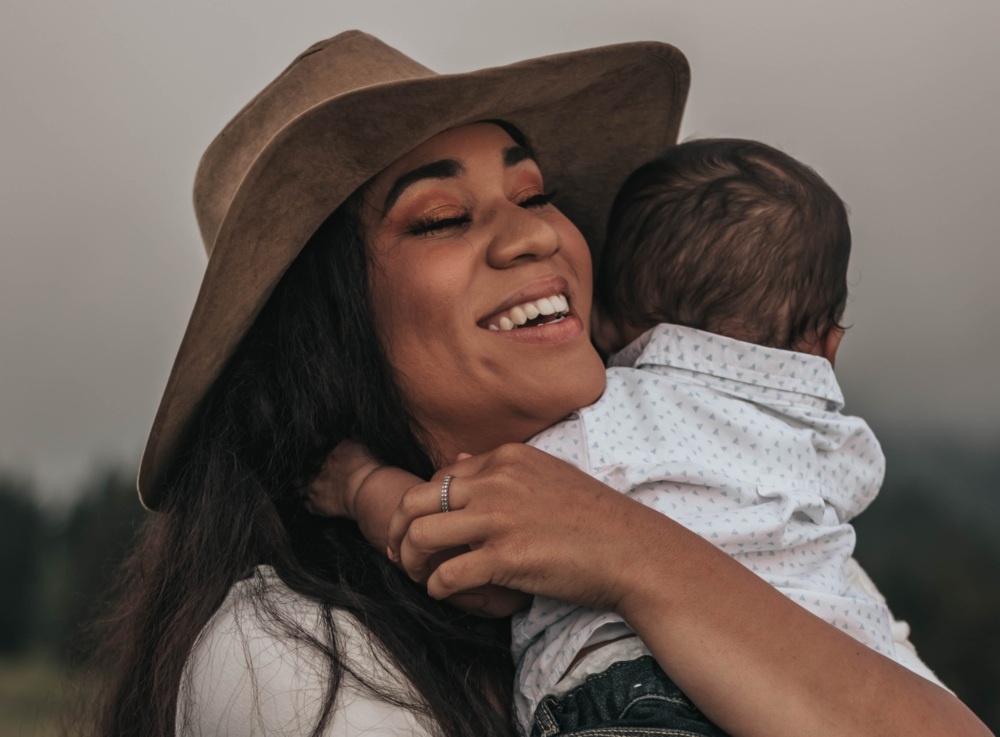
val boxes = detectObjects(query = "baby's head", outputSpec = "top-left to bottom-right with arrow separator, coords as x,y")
593,138 -> 850,363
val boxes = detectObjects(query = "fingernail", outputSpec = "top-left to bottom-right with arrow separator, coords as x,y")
386,546 -> 398,561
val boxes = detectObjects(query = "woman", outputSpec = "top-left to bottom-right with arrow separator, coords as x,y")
94,32 -> 989,737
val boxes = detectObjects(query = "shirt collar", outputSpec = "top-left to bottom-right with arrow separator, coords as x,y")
608,323 -> 845,409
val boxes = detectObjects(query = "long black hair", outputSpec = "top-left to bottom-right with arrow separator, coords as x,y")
90,198 -> 518,737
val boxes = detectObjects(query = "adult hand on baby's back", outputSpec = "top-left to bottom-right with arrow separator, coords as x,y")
310,441 -> 534,618
387,444 -> 665,615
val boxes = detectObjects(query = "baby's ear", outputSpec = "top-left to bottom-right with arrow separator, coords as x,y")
589,302 -> 620,357
590,303 -> 648,358
820,326 -> 845,368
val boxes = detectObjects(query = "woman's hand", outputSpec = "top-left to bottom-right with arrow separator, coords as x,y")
308,441 -> 534,619
387,442 -> 661,612
388,443 -> 993,737
443,585 -> 533,619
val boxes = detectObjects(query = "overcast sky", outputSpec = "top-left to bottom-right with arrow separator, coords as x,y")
2,0 -> 998,503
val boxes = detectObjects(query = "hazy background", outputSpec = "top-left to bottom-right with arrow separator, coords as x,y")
0,0 -> 997,731
1,0 -> 998,502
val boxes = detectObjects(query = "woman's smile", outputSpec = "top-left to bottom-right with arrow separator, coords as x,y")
485,294 -> 568,331
361,122 -> 606,460
478,276 -> 575,333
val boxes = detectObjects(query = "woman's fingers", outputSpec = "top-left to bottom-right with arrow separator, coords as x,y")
444,585 -> 533,618
412,444 -> 649,609
395,506 -> 489,581
387,477 -> 456,556
386,462 -> 489,555
386,444 -> 642,609
425,549 -> 541,604
424,549 -> 496,600
427,451 -> 488,482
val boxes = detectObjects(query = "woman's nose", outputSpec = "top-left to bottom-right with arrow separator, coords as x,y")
485,204 -> 560,269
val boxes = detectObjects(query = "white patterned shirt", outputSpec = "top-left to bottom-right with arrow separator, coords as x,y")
513,323 -> 893,725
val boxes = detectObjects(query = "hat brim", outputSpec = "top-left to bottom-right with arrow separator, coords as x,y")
139,40 -> 690,508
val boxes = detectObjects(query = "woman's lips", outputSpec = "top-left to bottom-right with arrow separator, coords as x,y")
480,292 -> 570,331
485,310 -> 584,344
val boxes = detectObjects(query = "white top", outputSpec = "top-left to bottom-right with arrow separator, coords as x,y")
513,324 -> 897,724
177,566 -> 434,737
175,564 -> 943,737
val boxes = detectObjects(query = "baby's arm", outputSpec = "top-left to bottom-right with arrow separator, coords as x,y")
308,441 -> 532,618
307,439 -> 417,551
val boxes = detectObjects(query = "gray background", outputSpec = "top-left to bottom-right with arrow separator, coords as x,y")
1,0 -> 998,503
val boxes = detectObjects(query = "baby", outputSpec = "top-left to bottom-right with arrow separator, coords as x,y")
313,139 -> 906,735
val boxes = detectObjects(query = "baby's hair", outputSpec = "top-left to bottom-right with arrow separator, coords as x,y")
595,138 -> 851,350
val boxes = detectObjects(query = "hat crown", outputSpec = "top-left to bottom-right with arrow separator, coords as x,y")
194,31 -> 434,254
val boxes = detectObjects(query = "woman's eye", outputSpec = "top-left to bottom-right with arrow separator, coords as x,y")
407,214 -> 471,237
518,190 -> 557,209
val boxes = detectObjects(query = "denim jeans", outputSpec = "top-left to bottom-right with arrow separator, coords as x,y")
530,656 -> 730,737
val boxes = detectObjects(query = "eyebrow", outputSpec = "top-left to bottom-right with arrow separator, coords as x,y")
383,159 -> 464,213
381,145 -> 538,215
503,144 -> 534,167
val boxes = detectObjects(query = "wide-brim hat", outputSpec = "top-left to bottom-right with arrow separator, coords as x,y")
138,30 -> 690,509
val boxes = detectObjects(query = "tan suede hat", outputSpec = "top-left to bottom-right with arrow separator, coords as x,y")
138,30 -> 689,509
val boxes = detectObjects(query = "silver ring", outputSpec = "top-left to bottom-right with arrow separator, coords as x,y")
440,474 -> 454,513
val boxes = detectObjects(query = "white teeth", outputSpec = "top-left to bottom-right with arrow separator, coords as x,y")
486,293 -> 570,332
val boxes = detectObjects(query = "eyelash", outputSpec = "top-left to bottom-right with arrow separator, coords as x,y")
407,190 -> 557,237
519,190 -> 558,209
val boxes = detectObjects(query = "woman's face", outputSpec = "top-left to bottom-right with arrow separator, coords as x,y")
361,123 -> 606,462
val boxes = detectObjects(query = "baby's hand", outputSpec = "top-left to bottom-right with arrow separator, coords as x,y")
306,439 -> 382,519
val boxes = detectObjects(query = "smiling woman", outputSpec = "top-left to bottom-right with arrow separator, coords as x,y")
87,30 -> 990,737
362,123 -> 605,463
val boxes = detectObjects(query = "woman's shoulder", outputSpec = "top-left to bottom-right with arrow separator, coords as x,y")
177,566 -> 434,736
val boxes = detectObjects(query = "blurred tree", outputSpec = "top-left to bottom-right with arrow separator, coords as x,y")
45,466 -> 148,662
2,437 -> 996,731
0,474 -> 43,654
854,440 -> 1000,732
